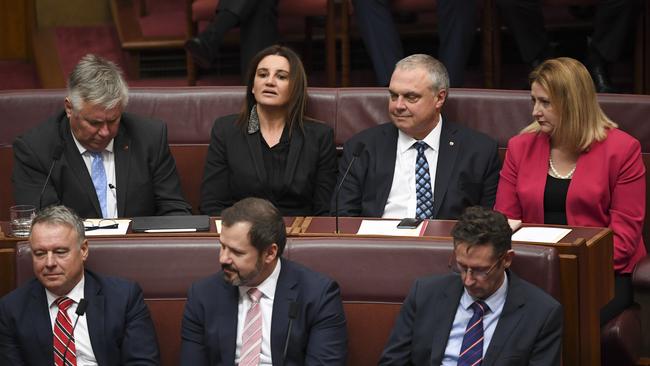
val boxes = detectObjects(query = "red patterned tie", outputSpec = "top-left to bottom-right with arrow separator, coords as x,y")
53,297 -> 77,366
239,288 -> 263,366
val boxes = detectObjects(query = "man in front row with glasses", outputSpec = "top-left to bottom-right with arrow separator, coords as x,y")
379,206 -> 562,365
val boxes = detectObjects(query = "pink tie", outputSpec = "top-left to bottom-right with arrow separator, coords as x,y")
53,297 -> 77,366
240,288 -> 263,366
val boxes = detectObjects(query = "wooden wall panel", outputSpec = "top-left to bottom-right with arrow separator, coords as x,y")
0,0 -> 29,59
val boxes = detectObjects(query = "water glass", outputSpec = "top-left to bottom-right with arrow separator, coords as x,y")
10,205 -> 36,238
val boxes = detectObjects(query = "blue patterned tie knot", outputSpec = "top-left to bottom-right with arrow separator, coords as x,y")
90,152 -> 108,218
458,300 -> 489,366
414,141 -> 433,219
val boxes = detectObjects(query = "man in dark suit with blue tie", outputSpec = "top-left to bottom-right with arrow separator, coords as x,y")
334,54 -> 501,220
180,197 -> 347,365
0,205 -> 160,365
379,206 -> 563,365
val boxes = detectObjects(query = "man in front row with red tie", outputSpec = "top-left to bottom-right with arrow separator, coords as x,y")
0,205 -> 160,365
379,206 -> 563,365
180,197 -> 347,365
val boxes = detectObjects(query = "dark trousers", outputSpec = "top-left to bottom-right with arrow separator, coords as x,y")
352,0 -> 478,87
496,0 -> 637,63
200,0 -> 279,74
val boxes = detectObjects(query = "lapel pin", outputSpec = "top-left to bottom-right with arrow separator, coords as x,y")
123,145 -> 129,151
449,141 -> 454,146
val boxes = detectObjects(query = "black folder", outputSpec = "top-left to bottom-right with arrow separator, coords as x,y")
131,215 -> 210,232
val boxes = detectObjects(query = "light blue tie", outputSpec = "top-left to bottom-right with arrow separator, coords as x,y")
90,152 -> 108,218
414,141 -> 434,219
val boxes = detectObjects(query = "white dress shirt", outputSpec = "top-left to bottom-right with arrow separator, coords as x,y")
383,117 -> 443,218
235,259 -> 282,366
46,276 -> 98,366
441,274 -> 509,365
71,133 -> 117,218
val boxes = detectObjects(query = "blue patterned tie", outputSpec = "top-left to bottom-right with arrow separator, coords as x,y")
90,152 -> 108,218
458,300 -> 489,366
414,141 -> 434,219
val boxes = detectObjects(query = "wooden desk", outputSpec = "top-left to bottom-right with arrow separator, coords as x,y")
295,217 -> 614,366
0,217 -> 301,298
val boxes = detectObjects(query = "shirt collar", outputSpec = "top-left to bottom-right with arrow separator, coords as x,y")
239,258 -> 282,302
460,271 -> 509,314
71,130 -> 114,155
46,274 -> 85,308
397,115 -> 443,154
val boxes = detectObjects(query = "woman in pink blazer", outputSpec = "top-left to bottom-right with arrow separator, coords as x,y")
495,57 -> 647,325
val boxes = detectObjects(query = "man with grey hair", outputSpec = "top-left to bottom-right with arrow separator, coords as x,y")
0,205 -> 160,365
12,54 -> 191,218
333,54 -> 501,219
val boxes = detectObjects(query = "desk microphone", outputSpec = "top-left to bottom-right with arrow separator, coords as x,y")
62,298 -> 87,365
334,142 -> 365,233
38,144 -> 64,211
282,301 -> 299,366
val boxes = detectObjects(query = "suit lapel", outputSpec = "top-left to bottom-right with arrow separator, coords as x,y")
281,128 -> 303,195
217,280 -> 239,366
432,121 -> 460,218
375,124 -> 399,215
482,273 -> 526,366
430,279 -> 464,364
61,120 -> 102,217
28,282 -> 55,363
270,260 -> 298,364
245,132 -> 271,197
84,272 -> 108,365
114,126 -> 130,217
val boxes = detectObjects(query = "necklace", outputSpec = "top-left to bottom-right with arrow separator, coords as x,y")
548,156 -> 576,179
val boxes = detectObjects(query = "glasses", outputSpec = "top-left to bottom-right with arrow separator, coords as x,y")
448,254 -> 504,280
84,219 -> 118,231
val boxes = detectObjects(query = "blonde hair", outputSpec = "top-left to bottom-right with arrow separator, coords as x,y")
522,57 -> 616,152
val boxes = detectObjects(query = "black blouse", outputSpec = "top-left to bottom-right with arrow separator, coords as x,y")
260,126 -> 291,204
543,174 -> 570,225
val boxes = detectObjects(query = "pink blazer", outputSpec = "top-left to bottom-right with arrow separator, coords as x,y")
495,129 -> 647,273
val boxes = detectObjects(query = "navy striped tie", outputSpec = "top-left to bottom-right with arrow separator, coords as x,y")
458,300 -> 488,366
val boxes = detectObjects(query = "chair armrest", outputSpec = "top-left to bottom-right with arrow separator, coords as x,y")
632,256 -> 650,290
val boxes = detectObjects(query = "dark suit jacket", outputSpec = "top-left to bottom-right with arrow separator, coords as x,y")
199,114 -> 337,216
0,270 -> 160,365
334,120 -> 501,218
12,110 -> 192,218
379,271 -> 563,366
180,259 -> 347,365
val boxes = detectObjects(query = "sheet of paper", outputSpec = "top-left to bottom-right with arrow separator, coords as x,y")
511,227 -> 571,243
215,219 -> 222,234
144,228 -> 197,233
508,219 -> 522,232
84,219 -> 131,236
356,219 -> 426,237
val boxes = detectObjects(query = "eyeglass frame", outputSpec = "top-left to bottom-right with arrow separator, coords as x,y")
83,219 -> 119,231
448,252 -> 507,280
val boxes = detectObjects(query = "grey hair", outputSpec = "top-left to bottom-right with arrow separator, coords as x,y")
395,54 -> 450,93
67,54 -> 129,112
30,205 -> 85,246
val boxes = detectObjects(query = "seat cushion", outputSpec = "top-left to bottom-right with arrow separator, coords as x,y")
601,304 -> 642,366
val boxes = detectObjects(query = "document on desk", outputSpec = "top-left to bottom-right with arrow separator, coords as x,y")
215,219 -> 222,234
511,227 -> 572,243
357,219 -> 427,236
84,219 -> 131,236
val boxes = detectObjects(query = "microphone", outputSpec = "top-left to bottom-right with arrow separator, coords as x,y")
38,145 -> 64,211
282,301 -> 299,366
62,298 -> 87,365
334,142 -> 365,233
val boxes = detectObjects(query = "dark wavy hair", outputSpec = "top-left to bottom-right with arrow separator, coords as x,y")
451,206 -> 512,258
237,45 -> 307,135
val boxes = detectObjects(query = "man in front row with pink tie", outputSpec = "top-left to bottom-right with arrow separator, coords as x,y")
0,205 -> 160,365
180,197 -> 347,365
379,207 -> 562,365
